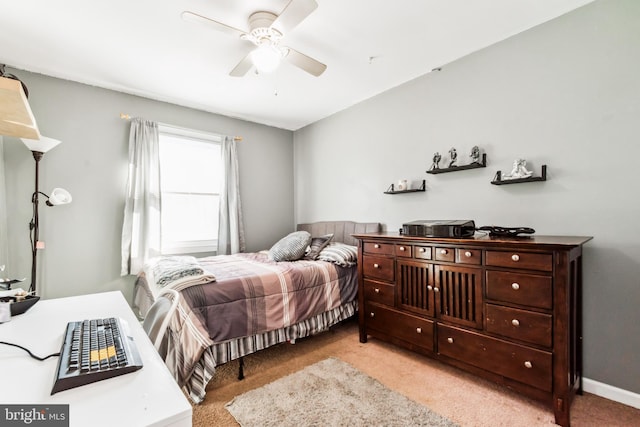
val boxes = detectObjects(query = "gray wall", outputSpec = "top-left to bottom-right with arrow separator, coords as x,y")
3,69 -> 294,302
294,0 -> 639,394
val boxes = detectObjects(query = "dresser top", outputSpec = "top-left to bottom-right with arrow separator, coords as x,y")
352,232 -> 592,248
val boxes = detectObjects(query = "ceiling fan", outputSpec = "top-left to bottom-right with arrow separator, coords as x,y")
182,0 -> 326,77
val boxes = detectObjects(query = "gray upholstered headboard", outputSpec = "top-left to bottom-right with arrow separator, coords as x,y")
297,221 -> 381,246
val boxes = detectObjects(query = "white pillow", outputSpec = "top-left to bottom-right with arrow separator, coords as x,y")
317,243 -> 358,267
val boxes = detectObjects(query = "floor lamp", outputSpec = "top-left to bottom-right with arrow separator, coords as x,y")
21,136 -> 72,295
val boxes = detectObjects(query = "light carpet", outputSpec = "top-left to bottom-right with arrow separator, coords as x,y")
225,357 -> 459,427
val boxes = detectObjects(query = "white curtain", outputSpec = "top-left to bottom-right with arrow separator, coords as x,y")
0,137 -> 8,274
120,119 -> 161,275
217,136 -> 245,254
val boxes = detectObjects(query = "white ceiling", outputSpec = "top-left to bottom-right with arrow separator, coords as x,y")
0,0 -> 594,131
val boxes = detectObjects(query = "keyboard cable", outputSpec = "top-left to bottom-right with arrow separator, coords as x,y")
0,341 -> 60,361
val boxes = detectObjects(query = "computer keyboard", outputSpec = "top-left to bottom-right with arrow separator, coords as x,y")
51,317 -> 143,394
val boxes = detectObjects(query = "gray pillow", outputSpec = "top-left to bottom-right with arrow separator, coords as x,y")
268,231 -> 312,261
304,234 -> 334,260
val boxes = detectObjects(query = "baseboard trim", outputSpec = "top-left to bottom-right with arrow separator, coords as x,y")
583,377 -> 640,409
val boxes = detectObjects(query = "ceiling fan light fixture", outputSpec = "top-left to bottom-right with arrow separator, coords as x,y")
250,42 -> 283,74
182,0 -> 324,78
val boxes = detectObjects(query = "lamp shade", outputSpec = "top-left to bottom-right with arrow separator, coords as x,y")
21,135 -> 61,153
46,188 -> 72,206
250,43 -> 283,73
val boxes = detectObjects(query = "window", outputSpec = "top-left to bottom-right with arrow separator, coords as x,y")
158,124 -> 222,254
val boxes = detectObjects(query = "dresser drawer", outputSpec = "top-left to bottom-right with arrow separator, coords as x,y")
486,250 -> 552,272
364,242 -> 394,255
486,270 -> 552,310
413,245 -> 432,260
362,255 -> 395,281
485,304 -> 552,347
363,280 -> 395,306
434,246 -> 455,262
437,324 -> 552,392
395,244 -> 412,258
455,248 -> 481,265
365,303 -> 434,351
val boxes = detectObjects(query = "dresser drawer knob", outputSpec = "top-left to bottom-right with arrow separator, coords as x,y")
447,337 -> 454,344
370,312 -> 375,318
512,319 -> 520,327
427,285 -> 433,291
511,282 -> 520,290
420,247 -> 427,253
440,249 -> 448,255
511,254 -> 520,262
374,288 -> 380,294
374,244 -> 380,249
399,246 -> 406,251
524,361 -> 533,369
373,263 -> 380,269
464,251 -> 472,257
433,287 -> 440,293
416,327 -> 422,334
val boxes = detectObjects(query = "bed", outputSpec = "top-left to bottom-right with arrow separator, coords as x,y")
133,220 -> 380,403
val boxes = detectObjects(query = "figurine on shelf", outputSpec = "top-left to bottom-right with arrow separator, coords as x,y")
429,152 -> 441,171
503,158 -> 533,179
470,145 -> 481,164
448,147 -> 457,167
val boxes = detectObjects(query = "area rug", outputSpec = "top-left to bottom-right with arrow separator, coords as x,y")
225,357 -> 459,426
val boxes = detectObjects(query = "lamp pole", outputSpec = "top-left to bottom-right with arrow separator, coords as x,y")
29,150 -> 44,294
21,135 -> 68,296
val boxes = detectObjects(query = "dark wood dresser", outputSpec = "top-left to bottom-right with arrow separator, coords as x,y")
353,232 -> 592,427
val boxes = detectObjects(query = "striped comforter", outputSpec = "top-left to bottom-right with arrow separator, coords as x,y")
146,252 -> 358,402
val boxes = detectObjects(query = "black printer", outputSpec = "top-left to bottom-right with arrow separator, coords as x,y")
400,220 -> 476,238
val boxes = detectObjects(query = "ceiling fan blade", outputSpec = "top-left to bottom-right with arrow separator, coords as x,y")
271,0 -> 318,34
229,53 -> 254,77
284,48 -> 326,77
181,11 -> 246,39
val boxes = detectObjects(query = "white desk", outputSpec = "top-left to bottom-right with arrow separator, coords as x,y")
0,291 -> 192,427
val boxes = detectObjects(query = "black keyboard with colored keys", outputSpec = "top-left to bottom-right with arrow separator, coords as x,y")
51,317 -> 143,394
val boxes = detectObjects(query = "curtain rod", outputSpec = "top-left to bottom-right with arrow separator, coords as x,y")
119,113 -> 243,142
